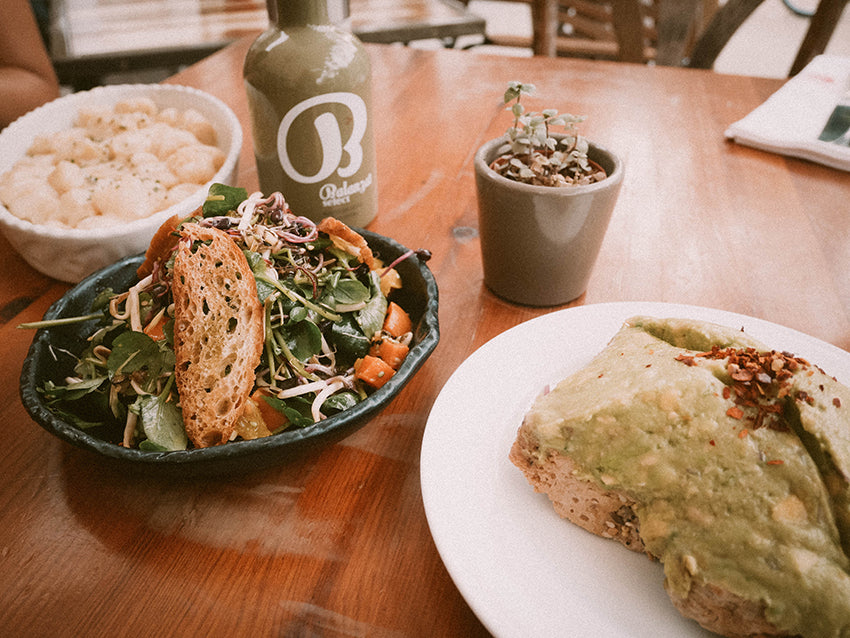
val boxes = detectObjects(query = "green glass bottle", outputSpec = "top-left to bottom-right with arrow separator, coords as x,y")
243,0 -> 377,227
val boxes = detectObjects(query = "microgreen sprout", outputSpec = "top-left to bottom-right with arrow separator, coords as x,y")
490,81 -> 606,187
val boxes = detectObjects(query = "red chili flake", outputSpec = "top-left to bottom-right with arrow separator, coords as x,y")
709,439 -> 716,446
738,428 -> 749,438
675,354 -> 697,367
645,364 -> 652,368
729,365 -> 754,382
766,459 -> 785,466
834,397 -> 842,408
678,346 -> 818,433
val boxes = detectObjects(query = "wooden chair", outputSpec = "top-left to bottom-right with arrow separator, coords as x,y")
531,0 -> 719,64
462,0 -> 718,64
533,0 -> 658,62
686,0 -> 848,76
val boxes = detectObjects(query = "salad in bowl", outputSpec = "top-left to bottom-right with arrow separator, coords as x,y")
20,184 -> 438,470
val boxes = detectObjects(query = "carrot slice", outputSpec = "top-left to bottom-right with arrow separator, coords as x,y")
143,318 -> 165,342
382,301 -> 412,338
250,390 -> 288,432
373,339 -> 409,370
355,355 -> 396,389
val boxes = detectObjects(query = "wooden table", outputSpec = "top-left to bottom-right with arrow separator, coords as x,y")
2,41 -> 849,636
49,0 -> 485,89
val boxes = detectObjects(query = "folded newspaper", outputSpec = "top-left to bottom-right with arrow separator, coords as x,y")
725,55 -> 850,171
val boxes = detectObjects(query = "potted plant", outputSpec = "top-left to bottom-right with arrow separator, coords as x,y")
474,82 -> 624,306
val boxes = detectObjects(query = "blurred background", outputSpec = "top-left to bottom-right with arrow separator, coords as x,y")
32,0 -> 850,92
458,0 -> 850,77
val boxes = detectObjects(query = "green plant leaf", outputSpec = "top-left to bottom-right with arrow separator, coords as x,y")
203,183 -> 248,217
288,306 -> 308,324
333,278 -> 370,305
135,393 -> 188,451
49,406 -> 108,430
356,272 -> 387,340
322,391 -> 359,415
91,287 -> 116,313
266,395 -> 315,429
329,315 -> 371,365
245,250 -> 279,303
284,320 -> 323,361
41,377 -> 107,403
107,331 -> 163,378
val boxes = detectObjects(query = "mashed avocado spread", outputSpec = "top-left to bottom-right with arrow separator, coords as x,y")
524,316 -> 850,636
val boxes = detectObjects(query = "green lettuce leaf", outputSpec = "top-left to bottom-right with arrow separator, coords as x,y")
284,320 -> 323,362
135,393 -> 187,451
203,183 -> 248,217
356,272 -> 387,340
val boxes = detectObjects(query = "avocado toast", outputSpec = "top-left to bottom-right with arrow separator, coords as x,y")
510,316 -> 850,637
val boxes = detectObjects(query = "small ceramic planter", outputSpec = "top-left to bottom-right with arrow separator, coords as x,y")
474,136 -> 624,306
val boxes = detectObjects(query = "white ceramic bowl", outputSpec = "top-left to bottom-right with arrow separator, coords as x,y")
0,84 -> 242,283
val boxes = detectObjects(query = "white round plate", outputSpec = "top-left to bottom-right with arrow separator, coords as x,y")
420,301 -> 850,638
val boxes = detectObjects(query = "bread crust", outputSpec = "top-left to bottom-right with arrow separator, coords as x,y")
670,581 -> 793,638
509,423 -> 644,552
136,212 -> 184,279
509,420 -> 795,638
171,223 -> 264,447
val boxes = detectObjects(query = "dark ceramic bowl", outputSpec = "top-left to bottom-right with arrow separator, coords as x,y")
20,229 -> 439,477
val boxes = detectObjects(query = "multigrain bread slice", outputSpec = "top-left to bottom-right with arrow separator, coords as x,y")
171,223 -> 264,447
510,316 -> 850,638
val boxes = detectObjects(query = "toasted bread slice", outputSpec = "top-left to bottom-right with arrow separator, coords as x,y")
171,223 -> 263,447
317,217 -> 377,269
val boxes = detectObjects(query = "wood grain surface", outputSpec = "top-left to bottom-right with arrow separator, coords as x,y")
1,40 -> 848,637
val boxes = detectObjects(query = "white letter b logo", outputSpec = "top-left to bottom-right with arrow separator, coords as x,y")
277,92 -> 367,184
